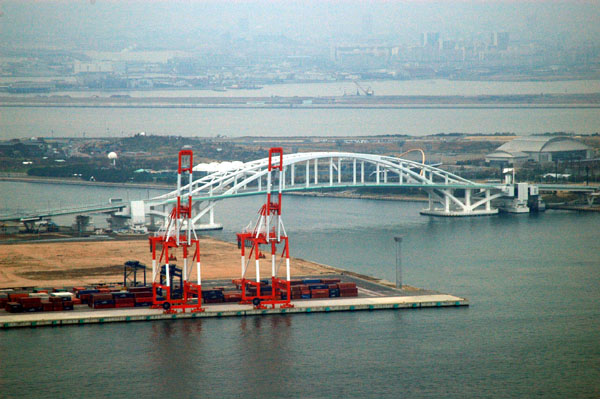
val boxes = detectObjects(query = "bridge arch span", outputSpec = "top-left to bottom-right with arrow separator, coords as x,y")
140,152 -> 506,228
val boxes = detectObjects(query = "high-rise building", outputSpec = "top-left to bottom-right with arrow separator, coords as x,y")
362,14 -> 373,36
421,32 -> 440,48
441,40 -> 456,51
490,32 -> 509,50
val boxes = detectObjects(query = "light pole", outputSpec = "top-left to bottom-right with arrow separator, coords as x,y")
394,236 -> 403,289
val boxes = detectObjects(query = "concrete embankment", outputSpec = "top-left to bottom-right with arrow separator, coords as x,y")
0,295 -> 468,329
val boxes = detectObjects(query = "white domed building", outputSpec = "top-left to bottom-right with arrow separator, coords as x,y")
486,136 -> 592,165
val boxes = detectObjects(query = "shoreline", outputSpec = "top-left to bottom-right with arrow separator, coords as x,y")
2,103 -> 599,110
2,93 -> 599,110
0,175 -> 172,190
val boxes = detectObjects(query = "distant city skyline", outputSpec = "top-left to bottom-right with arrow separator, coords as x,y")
1,0 -> 599,51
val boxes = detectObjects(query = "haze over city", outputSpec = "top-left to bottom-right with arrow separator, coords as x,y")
1,1 -> 599,51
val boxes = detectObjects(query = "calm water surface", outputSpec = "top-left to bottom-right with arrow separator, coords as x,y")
2,106 -> 600,139
1,182 -> 599,398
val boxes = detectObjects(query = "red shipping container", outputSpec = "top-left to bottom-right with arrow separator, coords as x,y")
128,287 -> 152,293
93,303 -> 115,309
338,282 -> 357,290
340,288 -> 358,297
8,293 -> 29,301
53,302 -> 64,311
91,293 -> 113,301
19,297 -> 42,307
291,284 -> 306,292
134,292 -> 153,299
310,289 -> 329,298
72,298 -> 82,305
328,284 -> 339,289
115,298 -> 135,308
0,298 -> 7,308
224,293 -> 242,302
42,301 -> 53,312
321,278 -> 341,284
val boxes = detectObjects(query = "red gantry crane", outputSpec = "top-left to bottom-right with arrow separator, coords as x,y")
236,148 -> 294,309
149,149 -> 203,313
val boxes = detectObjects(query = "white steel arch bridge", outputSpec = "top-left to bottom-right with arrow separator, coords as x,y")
127,151 -> 526,230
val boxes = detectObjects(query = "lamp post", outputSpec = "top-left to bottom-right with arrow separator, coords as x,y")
394,236 -> 403,289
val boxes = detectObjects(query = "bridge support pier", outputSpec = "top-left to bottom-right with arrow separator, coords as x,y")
420,188 -> 500,217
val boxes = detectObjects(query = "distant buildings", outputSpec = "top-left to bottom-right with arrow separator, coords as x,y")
73,61 -> 114,74
486,136 -> 592,165
490,32 -> 509,50
332,45 -> 392,69
421,32 -> 440,48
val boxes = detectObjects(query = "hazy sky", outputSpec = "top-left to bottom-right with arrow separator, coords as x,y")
1,0 -> 599,51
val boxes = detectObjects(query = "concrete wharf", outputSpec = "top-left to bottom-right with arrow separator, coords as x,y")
0,274 -> 467,329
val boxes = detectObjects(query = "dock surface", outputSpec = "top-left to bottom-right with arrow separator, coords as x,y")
0,274 -> 468,329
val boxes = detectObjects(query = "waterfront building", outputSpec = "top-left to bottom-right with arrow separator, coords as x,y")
486,136 -> 592,165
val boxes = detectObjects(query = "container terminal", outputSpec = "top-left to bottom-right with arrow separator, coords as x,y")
0,273 -> 467,329
0,148 -> 467,329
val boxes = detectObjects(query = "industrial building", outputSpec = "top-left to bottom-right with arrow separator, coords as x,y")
485,136 -> 593,165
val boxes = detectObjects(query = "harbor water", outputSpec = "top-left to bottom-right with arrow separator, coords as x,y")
1,182 -> 599,398
2,79 -> 600,138
3,106 -> 599,139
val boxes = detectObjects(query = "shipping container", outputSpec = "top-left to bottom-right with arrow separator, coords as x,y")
111,292 -> 134,299
338,282 -> 357,290
339,288 -> 358,297
302,279 -> 322,284
8,293 -> 29,302
6,302 -> 23,313
310,289 -> 329,299
50,292 -> 75,301
114,298 -> 135,308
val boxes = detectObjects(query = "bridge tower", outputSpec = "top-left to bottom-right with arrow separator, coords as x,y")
236,148 -> 293,309
149,149 -> 204,313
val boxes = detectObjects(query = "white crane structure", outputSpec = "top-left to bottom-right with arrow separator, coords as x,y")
124,151 -> 540,230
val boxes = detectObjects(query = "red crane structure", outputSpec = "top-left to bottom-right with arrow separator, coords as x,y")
149,149 -> 203,313
236,148 -> 293,309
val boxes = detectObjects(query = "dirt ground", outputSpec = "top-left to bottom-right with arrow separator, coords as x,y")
0,237 -> 332,289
